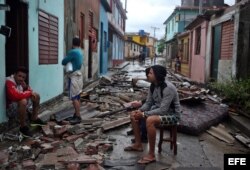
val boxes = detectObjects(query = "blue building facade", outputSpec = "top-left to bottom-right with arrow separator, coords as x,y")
99,0 -> 111,75
164,7 -> 199,61
164,7 -> 199,41
0,0 -> 64,123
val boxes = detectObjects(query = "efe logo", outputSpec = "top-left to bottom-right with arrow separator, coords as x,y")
228,158 -> 246,165
224,154 -> 250,170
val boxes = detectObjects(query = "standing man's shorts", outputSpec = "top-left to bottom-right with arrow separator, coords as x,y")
68,71 -> 83,101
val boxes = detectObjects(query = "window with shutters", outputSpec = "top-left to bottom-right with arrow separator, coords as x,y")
195,26 -> 201,55
39,10 -> 58,64
88,11 -> 93,33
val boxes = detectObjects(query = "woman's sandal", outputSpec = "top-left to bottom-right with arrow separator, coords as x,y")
137,157 -> 156,164
124,146 -> 143,152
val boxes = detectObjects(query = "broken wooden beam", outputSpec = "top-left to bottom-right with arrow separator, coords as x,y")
207,95 -> 220,103
95,107 -> 134,118
102,117 -> 131,131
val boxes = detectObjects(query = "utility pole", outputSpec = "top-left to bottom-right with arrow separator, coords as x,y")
151,26 -> 160,61
151,26 -> 160,39
125,0 -> 127,13
199,0 -> 203,14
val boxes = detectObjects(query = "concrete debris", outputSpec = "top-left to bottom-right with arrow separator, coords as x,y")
235,134 -> 250,148
74,138 -> 84,148
42,124 -> 54,137
22,159 -> 36,170
0,132 -> 24,142
99,76 -> 113,86
0,150 -> 9,164
1,65 -> 247,169
86,163 -> 105,170
135,79 -> 151,88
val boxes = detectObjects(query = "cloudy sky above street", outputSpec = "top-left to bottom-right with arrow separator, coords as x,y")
121,0 -> 235,39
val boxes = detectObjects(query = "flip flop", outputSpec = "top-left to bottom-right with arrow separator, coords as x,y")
124,146 -> 143,152
137,157 -> 156,164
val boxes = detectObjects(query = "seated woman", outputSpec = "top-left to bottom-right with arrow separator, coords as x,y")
124,65 -> 181,164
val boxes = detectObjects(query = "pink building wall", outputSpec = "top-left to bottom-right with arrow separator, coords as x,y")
190,21 -> 208,83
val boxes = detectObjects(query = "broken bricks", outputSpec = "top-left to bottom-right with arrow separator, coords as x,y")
22,159 -> 36,170
42,125 -> 54,137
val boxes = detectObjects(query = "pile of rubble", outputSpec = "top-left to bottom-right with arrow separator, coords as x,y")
0,68 -> 248,169
0,70 -> 149,170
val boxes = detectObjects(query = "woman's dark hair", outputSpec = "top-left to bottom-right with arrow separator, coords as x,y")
149,65 -> 167,98
15,66 -> 29,74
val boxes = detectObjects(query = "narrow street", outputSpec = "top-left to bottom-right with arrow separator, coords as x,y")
1,0 -> 250,170
0,57 -> 249,170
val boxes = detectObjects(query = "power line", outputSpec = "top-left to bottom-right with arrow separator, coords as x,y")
151,26 -> 160,38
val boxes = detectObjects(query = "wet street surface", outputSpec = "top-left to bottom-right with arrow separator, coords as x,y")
0,58 -> 249,170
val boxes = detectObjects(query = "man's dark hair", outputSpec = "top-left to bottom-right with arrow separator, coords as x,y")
15,66 -> 29,74
72,37 -> 81,47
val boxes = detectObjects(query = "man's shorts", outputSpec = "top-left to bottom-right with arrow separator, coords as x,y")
68,78 -> 81,101
6,99 -> 32,118
159,114 -> 179,126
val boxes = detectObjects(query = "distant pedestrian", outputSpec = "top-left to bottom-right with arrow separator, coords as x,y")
132,50 -> 135,65
62,37 -> 83,125
175,55 -> 181,73
141,51 -> 145,65
154,53 -> 157,64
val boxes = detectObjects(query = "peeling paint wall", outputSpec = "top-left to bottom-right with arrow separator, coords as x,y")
64,0 -> 100,82
218,60 -> 232,82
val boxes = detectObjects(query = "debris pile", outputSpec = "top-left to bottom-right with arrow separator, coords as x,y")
1,68 -> 245,169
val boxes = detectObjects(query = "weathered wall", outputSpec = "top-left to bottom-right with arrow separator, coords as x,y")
190,21 -> 208,83
218,60 -> 232,82
237,3 -> 250,79
64,0 -> 100,82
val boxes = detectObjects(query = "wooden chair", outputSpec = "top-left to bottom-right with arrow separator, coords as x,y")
158,124 -> 177,155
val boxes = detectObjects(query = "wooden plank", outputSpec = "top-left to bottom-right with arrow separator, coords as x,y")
102,117 -> 131,131
206,124 -> 235,144
58,154 -> 96,164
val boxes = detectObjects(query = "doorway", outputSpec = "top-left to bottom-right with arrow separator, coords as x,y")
211,24 -> 222,80
99,22 -> 103,74
5,0 -> 29,79
88,36 -> 92,79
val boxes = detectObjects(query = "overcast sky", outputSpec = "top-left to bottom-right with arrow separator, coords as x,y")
121,0 -> 235,39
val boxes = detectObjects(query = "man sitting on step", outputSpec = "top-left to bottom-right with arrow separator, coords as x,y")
6,66 -> 46,137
